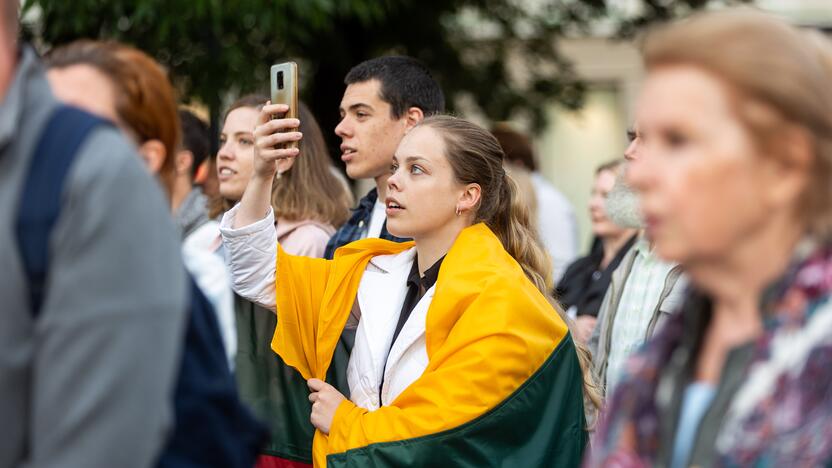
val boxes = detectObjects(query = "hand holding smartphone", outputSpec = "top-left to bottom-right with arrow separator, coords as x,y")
251,62 -> 301,181
270,62 -> 299,150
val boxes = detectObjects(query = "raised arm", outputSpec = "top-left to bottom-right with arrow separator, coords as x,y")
221,103 -> 303,310
233,102 -> 301,228
220,205 -> 279,310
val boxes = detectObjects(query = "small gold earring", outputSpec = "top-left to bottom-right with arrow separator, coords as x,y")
455,207 -> 461,216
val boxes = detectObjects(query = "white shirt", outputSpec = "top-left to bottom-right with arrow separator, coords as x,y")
219,204 -> 430,409
532,173 -> 578,282
365,199 -> 387,240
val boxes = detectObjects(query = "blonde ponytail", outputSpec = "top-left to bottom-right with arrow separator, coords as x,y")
490,174 -> 552,292
492,173 -> 602,422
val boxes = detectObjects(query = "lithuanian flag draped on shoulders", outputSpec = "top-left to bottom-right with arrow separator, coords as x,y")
273,223 -> 587,467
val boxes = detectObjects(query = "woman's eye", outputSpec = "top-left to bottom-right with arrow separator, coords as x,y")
390,164 -> 399,173
356,112 -> 369,119
239,137 -> 254,146
410,165 -> 424,175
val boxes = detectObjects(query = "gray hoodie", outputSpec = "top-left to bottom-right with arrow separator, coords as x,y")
0,47 -> 187,468
175,186 -> 211,239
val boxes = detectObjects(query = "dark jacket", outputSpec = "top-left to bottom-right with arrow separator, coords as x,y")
324,188 -> 409,259
556,234 -> 637,317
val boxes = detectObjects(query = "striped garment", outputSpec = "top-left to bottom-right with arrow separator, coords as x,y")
604,237 -> 677,394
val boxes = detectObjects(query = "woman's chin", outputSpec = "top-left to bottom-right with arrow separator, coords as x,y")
384,220 -> 409,239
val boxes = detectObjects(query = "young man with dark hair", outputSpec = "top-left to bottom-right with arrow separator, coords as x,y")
323,55 -> 445,258
0,3 -> 187,466
343,56 -> 445,121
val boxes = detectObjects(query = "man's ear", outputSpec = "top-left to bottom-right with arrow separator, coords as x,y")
404,106 -> 425,130
137,139 -> 167,175
175,150 -> 194,177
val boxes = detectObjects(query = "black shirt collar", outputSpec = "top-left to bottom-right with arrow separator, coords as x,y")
407,255 -> 445,292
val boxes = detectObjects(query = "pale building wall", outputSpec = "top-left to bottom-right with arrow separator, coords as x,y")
536,87 -> 627,253
534,37 -> 642,253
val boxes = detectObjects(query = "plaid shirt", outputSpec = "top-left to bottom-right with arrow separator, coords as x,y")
604,237 -> 677,394
324,188 -> 410,259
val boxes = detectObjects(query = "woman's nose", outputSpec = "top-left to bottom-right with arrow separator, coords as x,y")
217,142 -> 233,160
387,168 -> 401,192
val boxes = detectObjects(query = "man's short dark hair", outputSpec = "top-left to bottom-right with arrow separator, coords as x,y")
345,56 -> 444,119
178,110 -> 210,179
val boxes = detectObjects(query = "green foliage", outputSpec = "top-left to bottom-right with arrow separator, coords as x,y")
23,0 -> 746,144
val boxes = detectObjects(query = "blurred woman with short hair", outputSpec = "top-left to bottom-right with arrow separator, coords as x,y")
588,10 -> 832,467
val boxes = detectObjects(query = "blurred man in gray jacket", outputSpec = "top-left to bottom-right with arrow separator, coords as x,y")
0,3 -> 187,467
589,127 -> 688,398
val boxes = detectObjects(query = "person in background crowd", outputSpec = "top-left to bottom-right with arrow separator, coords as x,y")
202,154 -> 222,202
503,161 -> 539,229
587,125 -> 688,398
491,123 -> 578,282
556,159 -> 638,343
223,114 -> 595,467
588,10 -> 832,467
177,110 -> 216,202
0,4 -> 187,466
172,109 -> 236,365
46,41 -> 236,365
173,109 -> 212,236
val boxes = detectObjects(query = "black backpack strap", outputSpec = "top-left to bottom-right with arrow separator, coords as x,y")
16,105 -> 108,316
